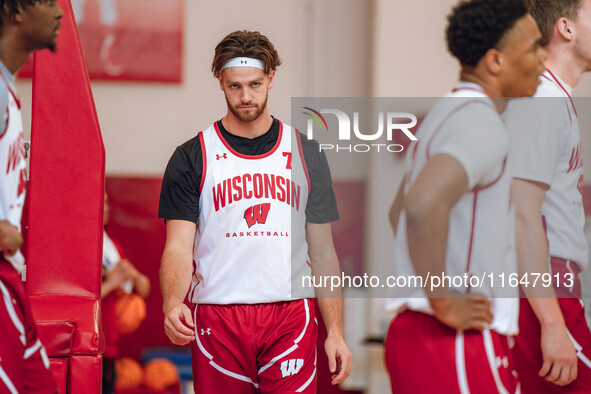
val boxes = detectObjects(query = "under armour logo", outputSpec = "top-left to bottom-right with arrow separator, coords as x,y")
280,359 -> 304,378
241,60 -> 247,64
200,328 -> 211,335
216,153 -> 227,160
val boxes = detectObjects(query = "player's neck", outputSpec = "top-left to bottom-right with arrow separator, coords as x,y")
221,111 -> 274,139
0,30 -> 33,75
458,71 -> 507,113
544,52 -> 584,90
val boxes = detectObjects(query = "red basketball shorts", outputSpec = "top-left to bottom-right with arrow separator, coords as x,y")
191,298 -> 318,393
0,260 -> 57,394
514,258 -> 591,393
385,310 -> 519,394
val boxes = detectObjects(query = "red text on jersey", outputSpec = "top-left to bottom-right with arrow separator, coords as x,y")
5,133 -> 24,175
212,173 -> 302,212
283,152 -> 292,169
568,143 -> 583,173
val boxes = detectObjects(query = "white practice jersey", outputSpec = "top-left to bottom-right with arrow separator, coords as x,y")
506,70 -> 587,269
103,231 -> 132,293
0,70 -> 26,271
189,121 -> 313,304
387,82 -> 519,335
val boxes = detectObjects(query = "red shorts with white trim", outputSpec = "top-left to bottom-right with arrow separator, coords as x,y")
514,258 -> 591,393
191,298 -> 318,394
384,310 -> 519,394
0,260 -> 57,394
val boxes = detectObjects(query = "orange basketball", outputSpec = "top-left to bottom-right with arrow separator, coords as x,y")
143,359 -> 179,390
115,293 -> 146,334
114,358 -> 143,390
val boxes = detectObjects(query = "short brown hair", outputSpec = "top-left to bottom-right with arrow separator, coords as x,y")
529,0 -> 584,46
211,30 -> 281,77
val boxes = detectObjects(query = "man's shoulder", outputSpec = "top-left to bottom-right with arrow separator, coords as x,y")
274,119 -> 321,151
179,134 -> 202,152
297,131 -> 319,147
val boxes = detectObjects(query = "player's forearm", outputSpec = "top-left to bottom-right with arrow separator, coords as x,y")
312,249 -> 344,335
133,273 -> 151,298
405,198 -> 450,300
317,297 -> 344,337
306,222 -> 344,333
160,249 -> 192,312
515,208 -> 563,327
310,243 -> 342,299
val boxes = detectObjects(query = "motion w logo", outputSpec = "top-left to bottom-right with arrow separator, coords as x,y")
244,203 -> 271,228
280,359 -> 304,378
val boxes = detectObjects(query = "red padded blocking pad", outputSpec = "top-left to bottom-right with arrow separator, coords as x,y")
25,0 -> 104,391
31,296 -> 102,355
69,355 -> 102,394
26,0 -> 104,298
50,358 -> 68,394
36,319 -> 76,357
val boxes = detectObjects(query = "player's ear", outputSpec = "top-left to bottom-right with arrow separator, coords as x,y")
267,70 -> 275,90
2,4 -> 21,23
556,17 -> 574,42
217,73 -> 224,91
482,48 -> 502,76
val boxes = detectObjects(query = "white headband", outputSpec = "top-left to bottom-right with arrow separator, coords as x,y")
221,57 -> 265,71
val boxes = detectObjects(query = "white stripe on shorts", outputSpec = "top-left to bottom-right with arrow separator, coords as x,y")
0,363 -> 18,394
455,330 -> 470,394
24,339 -> 42,360
567,328 -> 591,369
482,328 -> 510,394
296,348 -> 317,392
193,305 -> 260,388
0,280 -> 25,346
258,298 -> 311,375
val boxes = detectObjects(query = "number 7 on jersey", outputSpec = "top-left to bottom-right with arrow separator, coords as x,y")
282,152 -> 292,169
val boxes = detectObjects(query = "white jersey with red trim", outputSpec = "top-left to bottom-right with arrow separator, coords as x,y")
387,83 -> 519,335
190,121 -> 313,304
506,70 -> 587,269
0,71 -> 26,272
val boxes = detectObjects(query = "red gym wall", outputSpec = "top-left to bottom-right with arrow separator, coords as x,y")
105,176 -> 365,393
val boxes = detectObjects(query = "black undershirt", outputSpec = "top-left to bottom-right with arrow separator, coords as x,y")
158,118 -> 339,223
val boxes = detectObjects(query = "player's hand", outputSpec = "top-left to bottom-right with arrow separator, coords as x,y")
105,260 -> 134,288
163,303 -> 195,346
431,294 -> 493,331
324,332 -> 352,385
118,258 -> 139,279
539,324 -> 577,386
0,220 -> 23,256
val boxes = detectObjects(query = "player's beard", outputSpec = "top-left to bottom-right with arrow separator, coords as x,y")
226,93 -> 268,123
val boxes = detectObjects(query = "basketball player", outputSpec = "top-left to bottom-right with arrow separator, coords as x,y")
158,30 -> 351,393
385,0 -> 545,392
0,0 -> 63,393
504,0 -> 591,391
